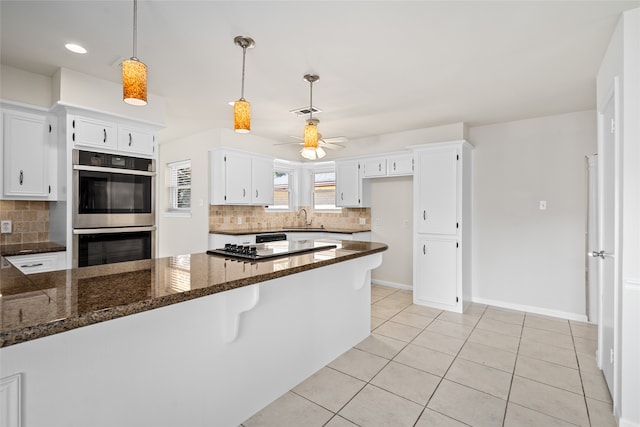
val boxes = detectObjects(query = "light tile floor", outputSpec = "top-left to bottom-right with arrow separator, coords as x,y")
242,285 -> 615,427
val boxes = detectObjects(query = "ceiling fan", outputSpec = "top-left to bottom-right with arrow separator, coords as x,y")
275,127 -> 349,150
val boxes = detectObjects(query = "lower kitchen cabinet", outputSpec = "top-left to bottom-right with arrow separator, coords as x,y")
5,251 -> 67,274
414,236 -> 459,311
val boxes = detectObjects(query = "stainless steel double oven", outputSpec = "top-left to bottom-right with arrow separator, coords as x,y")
72,150 -> 156,268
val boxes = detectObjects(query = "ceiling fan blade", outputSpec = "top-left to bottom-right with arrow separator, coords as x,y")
322,136 -> 348,144
320,142 -> 345,150
273,141 -> 303,146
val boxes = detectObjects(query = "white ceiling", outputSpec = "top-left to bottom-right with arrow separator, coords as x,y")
1,1 -> 638,150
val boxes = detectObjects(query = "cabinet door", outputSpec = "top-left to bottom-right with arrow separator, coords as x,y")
72,116 -> 117,149
336,160 -> 361,207
414,236 -> 458,309
251,156 -> 274,205
362,158 -> 387,178
417,149 -> 457,235
224,152 -> 252,204
387,154 -> 413,176
118,126 -> 156,156
2,109 -> 50,198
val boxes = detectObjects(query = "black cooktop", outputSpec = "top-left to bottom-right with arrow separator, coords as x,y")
207,240 -> 337,261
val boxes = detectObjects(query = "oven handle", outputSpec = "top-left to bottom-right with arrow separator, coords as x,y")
73,226 -> 156,235
73,164 -> 156,177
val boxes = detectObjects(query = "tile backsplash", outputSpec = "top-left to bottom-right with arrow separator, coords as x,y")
0,200 -> 50,245
209,205 -> 371,232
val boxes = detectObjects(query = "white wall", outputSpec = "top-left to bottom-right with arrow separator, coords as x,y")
469,110 -> 596,319
0,64 -> 53,107
370,176 -> 413,289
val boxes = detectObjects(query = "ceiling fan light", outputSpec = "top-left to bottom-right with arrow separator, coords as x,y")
234,98 -> 251,133
304,122 -> 318,149
316,146 -> 326,159
301,147 -> 317,160
122,58 -> 147,106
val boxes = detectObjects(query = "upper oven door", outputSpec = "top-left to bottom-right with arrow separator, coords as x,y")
73,165 -> 155,228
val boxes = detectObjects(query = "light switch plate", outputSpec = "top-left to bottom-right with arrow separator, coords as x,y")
359,218 -> 366,225
539,200 -> 547,210
1,220 -> 11,234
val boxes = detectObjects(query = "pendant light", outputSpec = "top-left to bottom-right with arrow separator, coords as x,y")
233,36 -> 255,133
300,74 -> 326,160
122,0 -> 147,106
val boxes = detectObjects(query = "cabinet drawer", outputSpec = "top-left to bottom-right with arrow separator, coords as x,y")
5,251 -> 67,274
71,116 -> 117,149
118,126 -> 156,156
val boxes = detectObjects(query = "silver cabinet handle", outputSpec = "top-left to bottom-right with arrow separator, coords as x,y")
19,170 -> 23,185
128,133 -> 132,146
423,244 -> 426,255
423,210 -> 426,220
243,188 -> 246,197
393,162 -> 397,171
255,190 -> 258,198
378,163 -> 381,172
341,192 -> 344,200
103,129 -> 107,143
20,263 -> 43,268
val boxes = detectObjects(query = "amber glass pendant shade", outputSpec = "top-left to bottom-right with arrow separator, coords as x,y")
234,99 -> 251,133
122,58 -> 147,106
303,122 -> 318,149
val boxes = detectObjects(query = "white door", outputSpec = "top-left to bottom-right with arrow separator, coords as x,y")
336,160 -> 360,207
417,149 -> 457,235
224,152 -> 252,204
596,81 -> 618,397
251,157 -> 274,205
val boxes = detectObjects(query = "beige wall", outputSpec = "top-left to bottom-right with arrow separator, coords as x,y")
469,110 -> 596,317
370,176 -> 413,288
0,65 -> 53,107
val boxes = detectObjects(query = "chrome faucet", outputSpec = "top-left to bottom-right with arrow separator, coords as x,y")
296,208 -> 312,227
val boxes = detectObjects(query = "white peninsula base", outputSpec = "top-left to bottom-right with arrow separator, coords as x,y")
0,253 -> 382,427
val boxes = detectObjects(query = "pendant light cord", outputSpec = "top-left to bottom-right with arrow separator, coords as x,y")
132,0 -> 138,59
240,46 -> 247,100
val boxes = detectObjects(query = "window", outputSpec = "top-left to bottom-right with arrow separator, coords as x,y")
313,170 -> 340,210
267,169 -> 292,210
167,160 -> 191,215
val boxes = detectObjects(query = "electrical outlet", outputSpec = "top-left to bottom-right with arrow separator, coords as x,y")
1,220 -> 11,234
359,218 -> 366,225
237,217 -> 242,225
539,200 -> 547,210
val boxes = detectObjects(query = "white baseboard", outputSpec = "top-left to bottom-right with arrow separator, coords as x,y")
619,418 -> 640,427
371,279 -> 412,291
471,296 -> 589,322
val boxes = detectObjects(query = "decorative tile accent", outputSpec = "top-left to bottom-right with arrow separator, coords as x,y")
209,205 -> 370,232
0,200 -> 49,245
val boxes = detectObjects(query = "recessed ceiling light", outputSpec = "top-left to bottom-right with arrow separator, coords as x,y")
65,43 -> 87,54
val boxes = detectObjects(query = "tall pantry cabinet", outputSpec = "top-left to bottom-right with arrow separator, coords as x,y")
413,141 -> 473,313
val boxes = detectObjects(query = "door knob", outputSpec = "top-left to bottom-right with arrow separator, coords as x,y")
591,250 -> 606,259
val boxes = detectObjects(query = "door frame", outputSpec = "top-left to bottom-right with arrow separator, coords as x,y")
596,76 -> 623,411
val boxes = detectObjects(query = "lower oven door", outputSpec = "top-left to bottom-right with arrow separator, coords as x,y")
73,226 -> 155,268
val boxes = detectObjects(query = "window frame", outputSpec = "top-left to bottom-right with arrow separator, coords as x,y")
312,166 -> 341,212
266,166 -> 294,212
165,159 -> 192,218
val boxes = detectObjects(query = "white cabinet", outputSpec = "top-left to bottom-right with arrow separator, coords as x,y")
387,153 -> 414,176
5,251 -> 67,274
210,149 -> 274,206
416,148 -> 458,235
413,141 -> 472,313
361,153 -> 413,179
415,236 -> 458,310
1,106 -> 56,200
251,155 -> 275,205
70,115 -> 117,150
118,125 -> 156,156
69,114 -> 157,157
362,158 -> 387,178
336,160 -> 370,207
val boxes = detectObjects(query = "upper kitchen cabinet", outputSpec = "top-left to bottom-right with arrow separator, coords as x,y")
362,153 -> 414,178
335,160 -> 370,208
1,104 -> 57,200
386,153 -> 414,176
412,140 -> 473,313
70,115 -> 117,150
210,148 -> 274,206
118,125 -> 156,156
67,112 -> 158,158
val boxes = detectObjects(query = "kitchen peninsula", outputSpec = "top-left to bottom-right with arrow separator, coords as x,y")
0,240 -> 386,427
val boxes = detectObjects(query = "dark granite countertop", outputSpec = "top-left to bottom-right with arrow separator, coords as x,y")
0,240 -> 387,348
210,228 -> 372,236
0,241 -> 66,257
